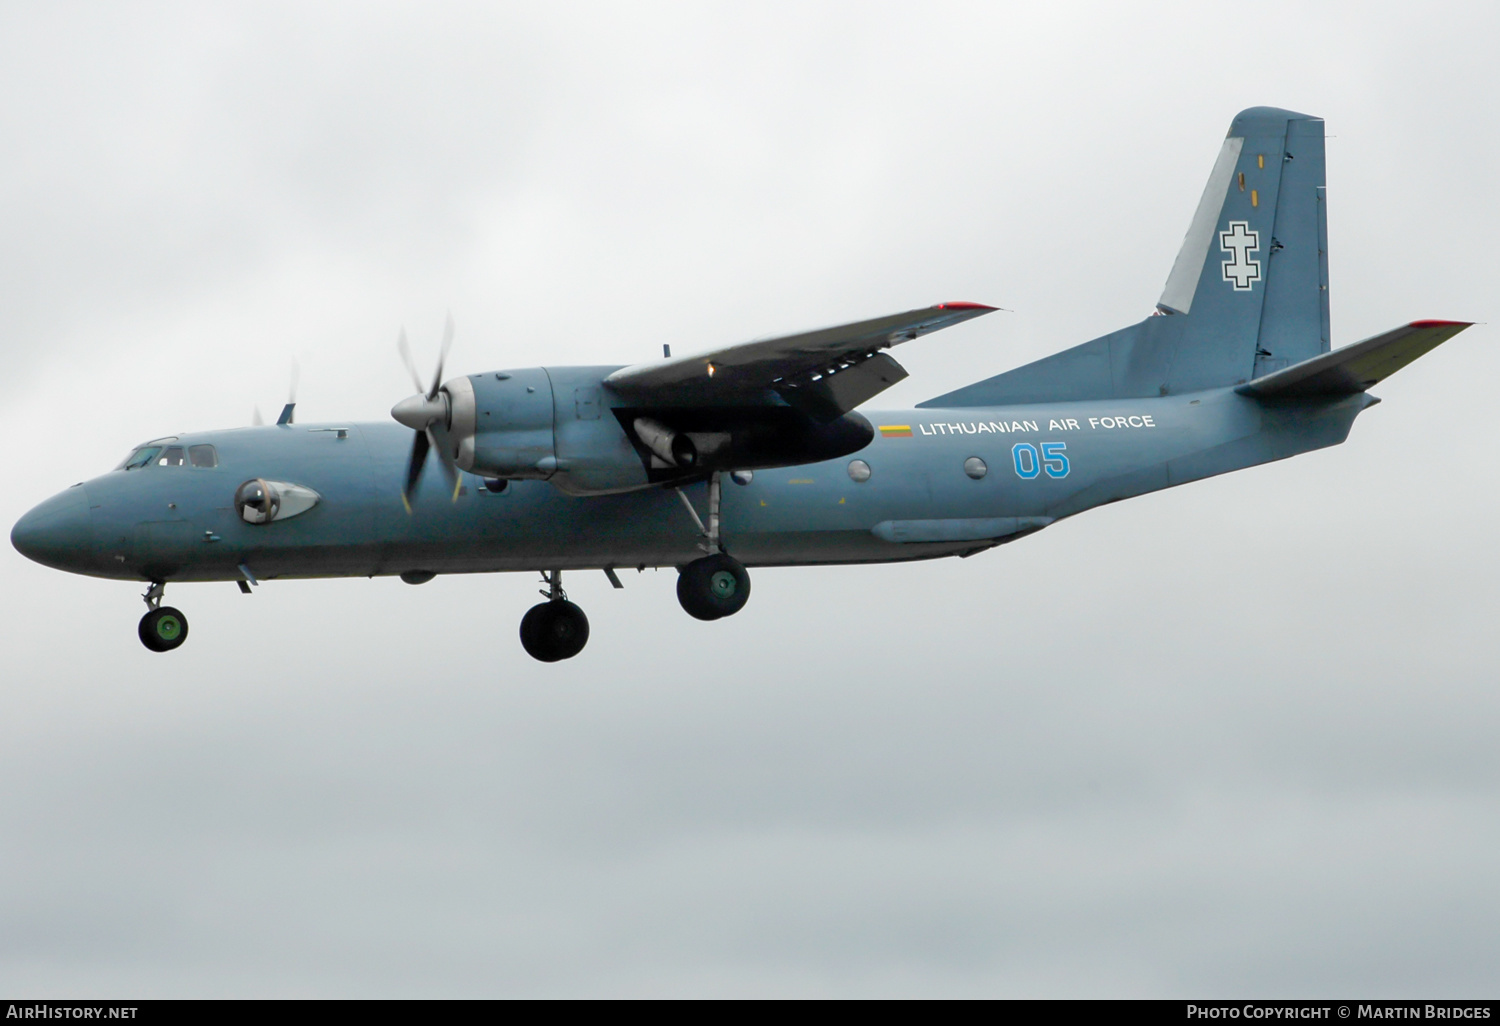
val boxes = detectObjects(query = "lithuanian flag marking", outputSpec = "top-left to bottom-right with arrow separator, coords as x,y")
879,425 -> 913,438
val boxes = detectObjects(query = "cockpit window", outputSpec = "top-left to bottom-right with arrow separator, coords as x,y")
157,447 -> 186,467
189,444 -> 218,468
118,446 -> 162,470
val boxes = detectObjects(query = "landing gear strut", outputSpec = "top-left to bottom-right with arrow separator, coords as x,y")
675,472 -> 751,621
519,570 -> 589,662
138,581 -> 189,653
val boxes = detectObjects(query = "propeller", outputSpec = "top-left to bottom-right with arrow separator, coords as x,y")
391,314 -> 460,506
252,360 -> 300,426
276,359 -> 300,426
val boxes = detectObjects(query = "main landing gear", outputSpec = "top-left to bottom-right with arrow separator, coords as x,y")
519,570 -> 590,662
514,473 -> 753,662
674,472 -> 751,622
677,553 -> 750,621
138,581 -> 188,653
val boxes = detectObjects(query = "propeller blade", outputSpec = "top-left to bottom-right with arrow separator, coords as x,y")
394,316 -> 458,507
428,313 -> 454,400
252,406 -> 264,427
397,328 -> 425,395
403,428 -> 431,500
429,422 -> 461,501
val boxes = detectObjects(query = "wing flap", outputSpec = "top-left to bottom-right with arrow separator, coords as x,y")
1236,320 -> 1472,399
778,351 -> 908,421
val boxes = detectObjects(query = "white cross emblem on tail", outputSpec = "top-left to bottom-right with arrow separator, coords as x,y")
1220,220 -> 1261,290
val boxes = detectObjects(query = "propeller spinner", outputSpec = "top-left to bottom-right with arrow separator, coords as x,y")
392,315 -> 461,505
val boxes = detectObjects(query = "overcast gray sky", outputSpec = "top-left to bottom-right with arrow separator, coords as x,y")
2,0 -> 1498,997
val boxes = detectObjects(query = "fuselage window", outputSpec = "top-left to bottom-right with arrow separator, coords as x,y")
189,444 -> 218,468
158,447 -> 186,467
119,447 -> 162,471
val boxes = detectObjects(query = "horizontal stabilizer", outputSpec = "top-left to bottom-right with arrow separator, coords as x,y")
1236,320 -> 1471,399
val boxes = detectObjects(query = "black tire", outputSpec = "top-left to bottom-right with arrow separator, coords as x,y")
676,554 -> 751,621
519,600 -> 590,662
138,606 -> 189,652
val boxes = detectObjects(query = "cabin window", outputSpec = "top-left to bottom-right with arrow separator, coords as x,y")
189,444 -> 218,468
157,447 -> 187,467
118,446 -> 162,471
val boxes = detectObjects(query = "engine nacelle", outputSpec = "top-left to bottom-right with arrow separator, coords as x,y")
438,364 -> 874,497
446,367 -> 556,480
446,365 -> 652,494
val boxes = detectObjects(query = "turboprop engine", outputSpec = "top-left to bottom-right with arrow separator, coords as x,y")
387,305 -> 988,502
393,362 -> 874,499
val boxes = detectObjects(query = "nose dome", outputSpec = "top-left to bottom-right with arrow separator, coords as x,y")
11,486 -> 94,571
391,393 -> 447,431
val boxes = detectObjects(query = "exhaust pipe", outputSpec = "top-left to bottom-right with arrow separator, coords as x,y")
633,417 -> 697,467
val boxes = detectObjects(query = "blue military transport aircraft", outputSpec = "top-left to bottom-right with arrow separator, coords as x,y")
11,107 -> 1472,661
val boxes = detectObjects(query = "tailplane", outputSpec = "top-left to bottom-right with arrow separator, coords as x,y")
924,106 -> 1332,407
1236,320 -> 1471,399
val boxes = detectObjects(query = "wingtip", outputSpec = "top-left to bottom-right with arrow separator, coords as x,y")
1409,319 -> 1473,328
936,301 -> 997,311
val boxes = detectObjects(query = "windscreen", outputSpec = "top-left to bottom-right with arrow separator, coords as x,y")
116,446 -> 162,471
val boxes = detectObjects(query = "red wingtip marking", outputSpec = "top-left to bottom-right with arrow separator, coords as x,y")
936,301 -> 996,311
1409,319 -> 1472,328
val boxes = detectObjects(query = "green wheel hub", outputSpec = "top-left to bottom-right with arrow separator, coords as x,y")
676,554 -> 751,621
709,570 -> 738,599
139,605 -> 189,652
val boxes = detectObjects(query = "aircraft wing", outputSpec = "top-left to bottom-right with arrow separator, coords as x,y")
604,302 -> 996,420
1237,320 -> 1472,399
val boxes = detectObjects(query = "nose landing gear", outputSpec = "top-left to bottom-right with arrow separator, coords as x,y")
138,581 -> 189,653
519,570 -> 590,662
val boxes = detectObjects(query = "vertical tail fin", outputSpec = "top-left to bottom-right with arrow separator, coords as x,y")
921,107 -> 1331,407
1156,106 -> 1330,378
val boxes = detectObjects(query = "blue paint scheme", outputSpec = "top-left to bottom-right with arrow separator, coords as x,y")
10,107 -> 1472,654
0,376 -> 1394,578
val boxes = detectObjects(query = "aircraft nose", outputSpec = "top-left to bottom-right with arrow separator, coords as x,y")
11,486 -> 94,571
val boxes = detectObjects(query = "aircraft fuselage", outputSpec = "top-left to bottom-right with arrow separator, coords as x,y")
15,386 -> 1372,587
